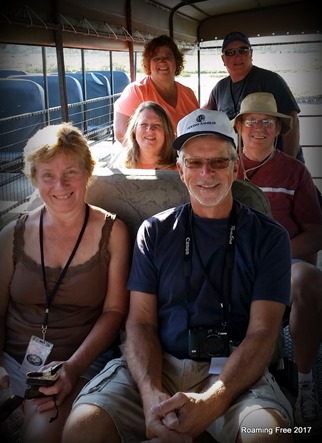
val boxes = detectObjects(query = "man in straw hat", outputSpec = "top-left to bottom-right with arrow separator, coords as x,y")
63,109 -> 294,443
234,92 -> 322,438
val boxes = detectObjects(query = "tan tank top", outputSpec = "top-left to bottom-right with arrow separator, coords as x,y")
5,211 -> 115,363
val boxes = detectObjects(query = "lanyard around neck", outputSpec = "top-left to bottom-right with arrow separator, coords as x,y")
39,203 -> 90,341
230,79 -> 244,117
184,202 -> 237,329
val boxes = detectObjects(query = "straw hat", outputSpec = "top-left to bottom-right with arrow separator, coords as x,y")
232,92 -> 293,134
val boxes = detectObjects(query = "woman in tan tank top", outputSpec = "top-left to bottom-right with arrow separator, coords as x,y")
0,122 -> 131,443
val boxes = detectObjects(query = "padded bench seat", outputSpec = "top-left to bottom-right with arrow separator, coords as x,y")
28,168 -> 272,244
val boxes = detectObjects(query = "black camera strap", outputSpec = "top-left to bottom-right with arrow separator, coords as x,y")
184,202 -> 237,332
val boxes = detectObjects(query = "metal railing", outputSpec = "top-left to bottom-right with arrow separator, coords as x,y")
0,95 -> 117,222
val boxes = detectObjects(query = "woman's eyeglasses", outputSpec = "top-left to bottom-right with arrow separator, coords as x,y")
243,119 -> 277,128
184,157 -> 232,170
223,47 -> 250,57
151,55 -> 174,63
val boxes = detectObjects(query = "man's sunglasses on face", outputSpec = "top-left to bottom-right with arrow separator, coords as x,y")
223,47 -> 250,57
184,157 -> 233,170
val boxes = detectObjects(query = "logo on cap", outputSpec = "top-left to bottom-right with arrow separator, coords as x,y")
196,114 -> 205,123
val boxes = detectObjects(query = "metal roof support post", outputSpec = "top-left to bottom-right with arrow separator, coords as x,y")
53,14 -> 69,123
41,47 -> 50,125
80,49 -> 88,133
197,42 -> 201,105
126,0 -> 136,82
169,1 -> 207,39
109,51 -> 116,142
169,3 -> 184,39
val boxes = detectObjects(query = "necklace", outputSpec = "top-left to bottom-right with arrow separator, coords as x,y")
242,149 -> 276,181
230,79 -> 245,116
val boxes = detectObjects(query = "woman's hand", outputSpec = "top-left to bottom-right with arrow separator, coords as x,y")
33,360 -> 77,412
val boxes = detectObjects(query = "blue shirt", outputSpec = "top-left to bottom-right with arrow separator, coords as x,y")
128,201 -> 291,359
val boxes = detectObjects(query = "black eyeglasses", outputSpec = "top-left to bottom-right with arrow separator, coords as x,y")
184,157 -> 232,170
151,55 -> 174,63
223,47 -> 250,57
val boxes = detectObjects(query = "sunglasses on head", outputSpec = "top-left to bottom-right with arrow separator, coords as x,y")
223,47 -> 250,57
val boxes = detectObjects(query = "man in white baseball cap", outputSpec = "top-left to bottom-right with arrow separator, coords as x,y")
63,109 -> 293,443
173,108 -> 236,150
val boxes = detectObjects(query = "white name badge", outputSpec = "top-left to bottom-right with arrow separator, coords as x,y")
20,335 -> 53,375
209,357 -> 228,375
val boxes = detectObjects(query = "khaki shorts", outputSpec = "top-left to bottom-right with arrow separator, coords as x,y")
73,353 -> 293,443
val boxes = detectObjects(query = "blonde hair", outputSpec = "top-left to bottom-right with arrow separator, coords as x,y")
23,123 -> 95,187
122,101 -> 176,169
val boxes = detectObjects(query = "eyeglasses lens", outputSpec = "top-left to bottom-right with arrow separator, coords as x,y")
244,119 -> 276,128
224,47 -> 250,57
152,55 -> 174,62
184,158 -> 231,170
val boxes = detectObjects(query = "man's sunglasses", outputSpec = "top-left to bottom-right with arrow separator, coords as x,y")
223,47 -> 250,57
184,157 -> 233,170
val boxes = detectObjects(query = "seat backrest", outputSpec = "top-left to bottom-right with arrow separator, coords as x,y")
93,70 -> 130,97
0,78 -> 45,160
28,168 -> 271,245
87,169 -> 272,243
67,72 -> 112,137
0,69 -> 26,78
10,74 -> 84,130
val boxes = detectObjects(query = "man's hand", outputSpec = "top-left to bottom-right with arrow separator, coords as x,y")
151,391 -> 215,439
144,394 -> 193,443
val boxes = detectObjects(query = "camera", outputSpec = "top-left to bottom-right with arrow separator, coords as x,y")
25,362 -> 63,399
188,327 -> 229,360
26,362 -> 63,388
25,363 -> 62,423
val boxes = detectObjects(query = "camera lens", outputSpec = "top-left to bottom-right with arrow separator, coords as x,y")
203,333 -> 226,357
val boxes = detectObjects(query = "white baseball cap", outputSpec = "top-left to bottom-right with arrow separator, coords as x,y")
173,109 -> 236,150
